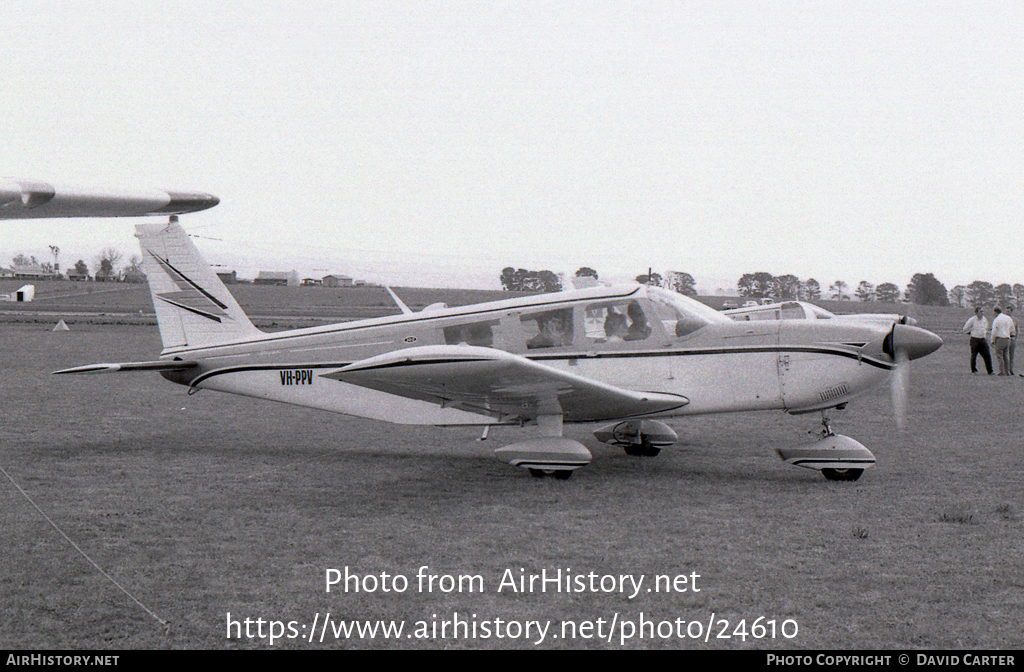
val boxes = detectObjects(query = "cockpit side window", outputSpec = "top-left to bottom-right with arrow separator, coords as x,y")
443,320 -> 498,347
583,300 -> 652,344
521,308 -> 574,349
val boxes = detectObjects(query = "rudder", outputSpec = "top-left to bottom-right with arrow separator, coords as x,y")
136,219 -> 261,350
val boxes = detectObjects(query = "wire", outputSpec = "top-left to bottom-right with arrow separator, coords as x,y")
0,462 -> 170,631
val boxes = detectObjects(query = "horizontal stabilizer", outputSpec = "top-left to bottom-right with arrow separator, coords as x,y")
53,360 -> 198,375
0,179 -> 218,219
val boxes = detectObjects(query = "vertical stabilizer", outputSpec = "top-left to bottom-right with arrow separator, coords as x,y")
136,220 -> 261,350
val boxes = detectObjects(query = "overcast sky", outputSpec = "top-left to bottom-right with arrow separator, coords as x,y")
1,1 -> 1021,292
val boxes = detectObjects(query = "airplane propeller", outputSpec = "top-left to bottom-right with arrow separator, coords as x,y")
882,323 -> 942,429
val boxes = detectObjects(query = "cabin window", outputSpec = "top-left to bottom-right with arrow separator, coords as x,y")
583,300 -> 653,343
748,308 -> 781,321
521,308 -> 574,349
443,320 -> 497,347
781,302 -> 805,320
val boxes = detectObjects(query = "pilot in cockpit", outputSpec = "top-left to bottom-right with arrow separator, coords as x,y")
624,301 -> 651,341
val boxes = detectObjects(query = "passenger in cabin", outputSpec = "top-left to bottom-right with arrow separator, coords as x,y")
624,301 -> 651,341
527,311 -> 572,349
604,308 -> 629,341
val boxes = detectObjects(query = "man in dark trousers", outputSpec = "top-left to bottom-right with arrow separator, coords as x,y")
963,306 -> 993,374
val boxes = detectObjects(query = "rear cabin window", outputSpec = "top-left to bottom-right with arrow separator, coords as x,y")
521,308 -> 574,349
583,300 -> 653,343
780,302 -> 805,320
443,320 -> 497,347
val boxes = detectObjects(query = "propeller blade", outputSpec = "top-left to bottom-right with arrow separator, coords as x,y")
891,348 -> 910,429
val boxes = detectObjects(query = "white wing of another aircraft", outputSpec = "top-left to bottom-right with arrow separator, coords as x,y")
0,179 -> 218,219
325,345 -> 690,424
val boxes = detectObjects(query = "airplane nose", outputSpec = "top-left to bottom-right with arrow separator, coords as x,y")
891,324 -> 943,361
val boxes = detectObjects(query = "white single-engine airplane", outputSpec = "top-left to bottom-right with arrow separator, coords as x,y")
2,179 -> 943,481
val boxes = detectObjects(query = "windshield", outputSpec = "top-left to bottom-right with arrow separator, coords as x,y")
805,304 -> 834,320
646,287 -> 728,338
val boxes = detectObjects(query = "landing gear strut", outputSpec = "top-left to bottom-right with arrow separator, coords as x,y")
814,412 -> 864,481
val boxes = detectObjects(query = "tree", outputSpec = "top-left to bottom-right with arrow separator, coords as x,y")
12,253 -> 39,266
74,260 -> 89,277
574,267 -> 598,279
965,280 -> 994,308
801,278 -> 821,301
947,285 -> 966,308
737,272 -> 775,298
664,271 -> 697,296
854,281 -> 875,302
537,270 -> 562,293
775,274 -> 801,300
994,283 -> 1014,308
829,280 -> 848,300
1013,284 -> 1024,309
500,267 -> 516,291
876,283 -> 900,303
737,273 -> 756,297
635,272 -> 662,286
907,273 -> 949,306
499,267 -> 561,292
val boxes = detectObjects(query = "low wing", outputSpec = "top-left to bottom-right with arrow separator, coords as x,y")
322,345 -> 688,423
53,360 -> 198,375
0,179 -> 218,219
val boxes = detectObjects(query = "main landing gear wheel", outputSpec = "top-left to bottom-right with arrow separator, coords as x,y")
528,468 -> 574,480
623,443 -> 662,457
821,468 -> 864,482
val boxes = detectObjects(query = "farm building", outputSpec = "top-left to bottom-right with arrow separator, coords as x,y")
322,274 -> 353,288
254,270 -> 299,287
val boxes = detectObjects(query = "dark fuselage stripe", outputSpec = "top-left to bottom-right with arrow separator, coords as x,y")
183,344 -> 892,387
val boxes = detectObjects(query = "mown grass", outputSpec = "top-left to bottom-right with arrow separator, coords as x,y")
1,306 -> 1022,650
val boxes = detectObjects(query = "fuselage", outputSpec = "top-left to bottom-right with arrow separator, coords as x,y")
155,284 -> 932,426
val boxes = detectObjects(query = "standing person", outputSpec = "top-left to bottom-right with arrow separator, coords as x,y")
1005,304 -> 1017,376
991,306 -> 1014,376
963,306 -> 993,375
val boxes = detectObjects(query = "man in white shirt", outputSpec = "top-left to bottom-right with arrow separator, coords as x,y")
991,306 -> 1014,376
1005,304 -> 1018,376
962,306 -> 992,374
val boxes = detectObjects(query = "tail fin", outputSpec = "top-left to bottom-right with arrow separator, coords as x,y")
136,220 -> 262,350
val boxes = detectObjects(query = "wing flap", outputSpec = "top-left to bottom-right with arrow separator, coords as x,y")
323,345 -> 688,423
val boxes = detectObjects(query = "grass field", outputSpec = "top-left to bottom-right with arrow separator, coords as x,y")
1,291 -> 1022,649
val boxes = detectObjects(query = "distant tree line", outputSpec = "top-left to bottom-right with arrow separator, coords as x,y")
499,267 -> 563,293
8,248 -> 141,281
948,282 -> 1024,309
735,271 -> 955,306
498,267 -> 699,297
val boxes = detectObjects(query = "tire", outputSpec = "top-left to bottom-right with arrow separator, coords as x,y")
528,468 -> 546,478
821,468 -> 864,482
623,444 -> 662,457
553,470 -> 573,480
